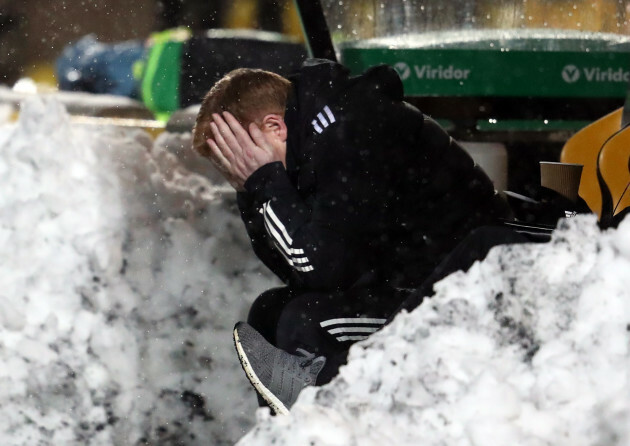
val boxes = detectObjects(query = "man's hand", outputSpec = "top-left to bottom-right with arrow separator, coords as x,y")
207,111 -> 281,191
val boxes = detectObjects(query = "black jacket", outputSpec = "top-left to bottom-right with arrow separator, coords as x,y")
237,59 -> 512,291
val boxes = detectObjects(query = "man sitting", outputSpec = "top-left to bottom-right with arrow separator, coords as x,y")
192,59 -> 513,414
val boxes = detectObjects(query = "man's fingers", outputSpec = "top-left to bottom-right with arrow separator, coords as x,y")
209,136 -> 249,180
210,121 -> 250,177
210,121 -> 241,162
210,111 -> 276,179
206,138 -> 231,172
210,123 -> 232,160
212,113 -> 244,157
223,111 -> 257,150
248,123 -> 271,151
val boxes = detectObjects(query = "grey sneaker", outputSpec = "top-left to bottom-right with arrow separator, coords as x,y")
233,322 -> 326,415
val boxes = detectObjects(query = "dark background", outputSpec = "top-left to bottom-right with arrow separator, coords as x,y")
0,0 -> 301,87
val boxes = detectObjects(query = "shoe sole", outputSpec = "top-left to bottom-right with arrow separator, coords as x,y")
233,326 -> 290,416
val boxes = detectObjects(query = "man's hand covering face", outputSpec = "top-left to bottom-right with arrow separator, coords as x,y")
207,111 -> 282,191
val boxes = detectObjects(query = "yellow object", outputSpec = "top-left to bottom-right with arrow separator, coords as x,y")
226,0 -> 258,29
598,127 -> 630,217
524,0 -> 619,32
70,116 -> 166,139
560,108 -> 622,218
282,1 -> 303,40
478,0 -> 620,32
224,0 -> 303,40
23,63 -> 58,90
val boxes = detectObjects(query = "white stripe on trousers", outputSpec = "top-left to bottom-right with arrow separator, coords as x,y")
327,326 -> 379,335
320,317 -> 387,328
337,335 -> 369,342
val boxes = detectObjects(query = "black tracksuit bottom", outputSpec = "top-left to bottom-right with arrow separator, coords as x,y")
247,226 -> 538,386
247,284 -> 409,385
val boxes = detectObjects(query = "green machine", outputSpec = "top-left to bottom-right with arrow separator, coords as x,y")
295,0 -> 630,194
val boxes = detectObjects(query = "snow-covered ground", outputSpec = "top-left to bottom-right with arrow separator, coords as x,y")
1,96 -> 629,446
0,97 -> 281,445
238,213 -> 630,445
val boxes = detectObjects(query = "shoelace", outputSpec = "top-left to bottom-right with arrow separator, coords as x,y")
295,348 -> 317,367
294,348 -> 324,386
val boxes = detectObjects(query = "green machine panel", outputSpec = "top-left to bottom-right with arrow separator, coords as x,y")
340,32 -> 630,99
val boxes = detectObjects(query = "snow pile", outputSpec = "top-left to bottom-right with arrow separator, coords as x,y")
0,97 -> 279,445
1,95 -> 629,446
238,215 -> 630,446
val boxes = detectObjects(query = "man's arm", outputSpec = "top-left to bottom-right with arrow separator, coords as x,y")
236,192 -> 293,284
241,164 -> 367,290
206,111 -> 295,282
211,113 -> 379,290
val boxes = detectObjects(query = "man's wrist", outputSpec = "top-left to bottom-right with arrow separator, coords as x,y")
244,161 -> 293,203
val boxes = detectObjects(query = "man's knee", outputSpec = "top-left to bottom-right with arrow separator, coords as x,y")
275,291 -> 336,353
247,287 -> 293,344
248,287 -> 288,317
275,291 -> 326,331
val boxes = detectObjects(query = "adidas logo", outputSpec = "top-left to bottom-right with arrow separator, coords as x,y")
311,105 -> 336,134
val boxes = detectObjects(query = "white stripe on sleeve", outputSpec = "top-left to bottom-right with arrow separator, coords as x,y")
317,113 -> 329,128
261,200 -> 314,273
323,106 -> 335,123
263,202 -> 293,245
262,209 -> 296,257
312,120 -> 323,134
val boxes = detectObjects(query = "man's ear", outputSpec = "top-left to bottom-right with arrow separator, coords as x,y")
261,113 -> 287,142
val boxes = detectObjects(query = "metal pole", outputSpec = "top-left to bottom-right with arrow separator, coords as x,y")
293,0 -> 337,62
